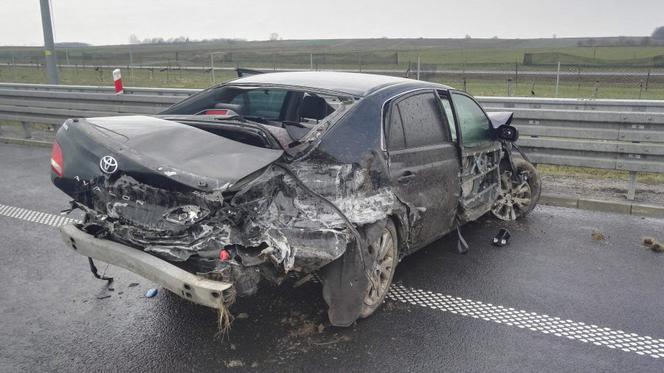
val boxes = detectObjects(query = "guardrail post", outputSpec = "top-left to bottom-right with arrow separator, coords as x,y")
21,121 -> 33,139
627,171 -> 637,201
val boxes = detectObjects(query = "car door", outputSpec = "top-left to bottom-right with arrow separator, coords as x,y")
385,90 -> 460,250
448,91 -> 502,222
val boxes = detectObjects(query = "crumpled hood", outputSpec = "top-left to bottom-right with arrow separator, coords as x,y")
79,115 -> 284,191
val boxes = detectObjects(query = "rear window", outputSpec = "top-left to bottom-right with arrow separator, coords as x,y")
160,86 -> 345,124
230,89 -> 287,120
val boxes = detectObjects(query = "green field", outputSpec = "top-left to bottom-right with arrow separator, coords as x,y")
1,37 -> 664,98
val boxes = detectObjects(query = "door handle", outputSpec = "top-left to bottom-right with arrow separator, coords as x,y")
398,171 -> 416,184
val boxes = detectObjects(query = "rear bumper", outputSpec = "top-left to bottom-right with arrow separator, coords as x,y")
59,224 -> 233,309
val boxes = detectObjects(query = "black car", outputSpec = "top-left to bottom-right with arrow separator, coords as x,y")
51,72 -> 540,327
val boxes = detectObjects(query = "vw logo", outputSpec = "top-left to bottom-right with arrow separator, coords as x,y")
99,155 -> 119,174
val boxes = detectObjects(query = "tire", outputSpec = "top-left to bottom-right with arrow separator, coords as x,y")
359,220 -> 399,319
491,159 -> 541,221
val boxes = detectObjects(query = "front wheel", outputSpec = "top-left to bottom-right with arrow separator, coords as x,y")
359,220 -> 399,318
491,159 -> 541,221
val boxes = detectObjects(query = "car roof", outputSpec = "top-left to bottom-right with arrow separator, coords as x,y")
230,71 -> 450,97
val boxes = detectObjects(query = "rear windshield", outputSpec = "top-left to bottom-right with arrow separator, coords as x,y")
162,86 -> 348,125
161,86 -> 354,150
230,89 -> 288,120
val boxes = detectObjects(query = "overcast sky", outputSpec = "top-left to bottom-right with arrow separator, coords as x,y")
1,0 -> 663,46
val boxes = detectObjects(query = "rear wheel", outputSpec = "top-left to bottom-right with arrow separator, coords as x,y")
359,220 -> 398,318
491,159 -> 541,221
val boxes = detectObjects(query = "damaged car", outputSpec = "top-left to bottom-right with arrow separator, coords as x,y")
51,72 -> 541,327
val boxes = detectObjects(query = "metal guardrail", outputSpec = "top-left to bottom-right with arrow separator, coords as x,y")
482,107 -> 664,199
478,96 -> 664,113
1,83 -> 663,200
4,83 -> 664,112
0,83 -> 187,125
0,82 -> 196,96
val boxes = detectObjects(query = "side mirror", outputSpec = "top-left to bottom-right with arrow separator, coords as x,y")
496,125 -> 519,142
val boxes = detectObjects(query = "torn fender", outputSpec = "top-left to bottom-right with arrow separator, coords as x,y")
319,219 -> 388,327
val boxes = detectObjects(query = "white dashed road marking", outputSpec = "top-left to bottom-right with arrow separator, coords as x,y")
0,203 -> 79,227
2,203 -> 663,360
388,284 -> 664,360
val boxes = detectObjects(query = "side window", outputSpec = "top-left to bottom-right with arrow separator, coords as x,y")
387,106 -> 406,150
397,92 -> 450,148
231,89 -> 287,119
439,95 -> 457,142
450,92 -> 492,147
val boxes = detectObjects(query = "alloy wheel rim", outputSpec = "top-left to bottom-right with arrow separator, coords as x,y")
492,171 -> 533,221
364,229 -> 395,307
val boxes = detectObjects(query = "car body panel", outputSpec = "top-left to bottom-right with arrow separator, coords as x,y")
51,72 -> 514,326
55,116 -> 284,192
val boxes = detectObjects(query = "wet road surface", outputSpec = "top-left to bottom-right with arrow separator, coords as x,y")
1,143 -> 663,372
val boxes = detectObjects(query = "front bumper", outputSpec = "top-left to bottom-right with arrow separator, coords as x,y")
60,224 -> 233,309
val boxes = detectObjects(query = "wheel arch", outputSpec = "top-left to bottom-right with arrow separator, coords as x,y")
387,214 -> 408,259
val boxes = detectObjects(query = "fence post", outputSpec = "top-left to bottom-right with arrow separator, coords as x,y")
627,171 -> 637,200
21,121 -> 32,139
593,80 -> 599,98
645,69 -> 651,91
416,55 -> 421,81
555,61 -> 561,97
515,62 -> 518,92
128,49 -> 134,80
11,55 -> 17,81
210,54 -> 215,84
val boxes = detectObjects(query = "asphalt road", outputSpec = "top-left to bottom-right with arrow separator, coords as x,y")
1,142 -> 663,372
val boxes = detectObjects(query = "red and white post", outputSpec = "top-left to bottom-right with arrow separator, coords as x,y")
112,68 -> 124,94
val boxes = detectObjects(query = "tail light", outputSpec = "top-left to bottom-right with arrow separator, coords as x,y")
50,142 -> 64,177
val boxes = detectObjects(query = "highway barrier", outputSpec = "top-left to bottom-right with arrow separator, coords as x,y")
1,82 -> 662,200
